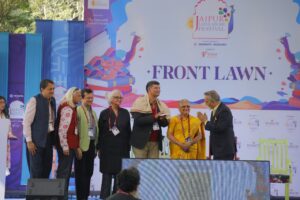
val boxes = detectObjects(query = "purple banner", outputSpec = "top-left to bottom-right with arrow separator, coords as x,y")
6,35 -> 26,190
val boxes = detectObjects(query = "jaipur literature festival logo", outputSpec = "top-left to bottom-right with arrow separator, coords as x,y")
188,0 -> 235,57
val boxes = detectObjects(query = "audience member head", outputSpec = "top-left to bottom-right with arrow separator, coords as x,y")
117,167 -> 140,194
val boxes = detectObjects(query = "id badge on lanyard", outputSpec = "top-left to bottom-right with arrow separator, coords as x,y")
88,127 -> 94,137
111,126 -> 120,136
185,137 -> 192,142
153,122 -> 160,131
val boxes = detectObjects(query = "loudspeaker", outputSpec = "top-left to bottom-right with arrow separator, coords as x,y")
26,178 -> 65,200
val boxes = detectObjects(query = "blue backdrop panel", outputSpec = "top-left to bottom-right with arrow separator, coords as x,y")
0,32 -> 9,99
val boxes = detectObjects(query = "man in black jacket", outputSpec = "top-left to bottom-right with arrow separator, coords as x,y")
198,90 -> 235,160
130,81 -> 170,158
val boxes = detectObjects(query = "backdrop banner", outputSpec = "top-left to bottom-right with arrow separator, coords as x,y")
84,0 -> 300,196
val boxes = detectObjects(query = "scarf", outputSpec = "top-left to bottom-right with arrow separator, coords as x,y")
130,94 -> 170,119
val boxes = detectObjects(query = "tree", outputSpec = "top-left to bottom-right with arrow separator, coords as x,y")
29,0 -> 84,21
0,0 -> 84,33
0,0 -> 34,33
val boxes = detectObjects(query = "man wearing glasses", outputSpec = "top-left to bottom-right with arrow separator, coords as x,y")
197,90 -> 236,160
130,80 -> 170,158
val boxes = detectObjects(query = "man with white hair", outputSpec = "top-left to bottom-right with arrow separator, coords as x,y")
197,90 -> 236,160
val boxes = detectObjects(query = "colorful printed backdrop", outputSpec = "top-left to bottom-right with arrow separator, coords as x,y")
1,0 -> 300,197
84,0 -> 300,197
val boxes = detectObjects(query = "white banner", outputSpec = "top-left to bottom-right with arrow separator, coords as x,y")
85,0 -> 300,196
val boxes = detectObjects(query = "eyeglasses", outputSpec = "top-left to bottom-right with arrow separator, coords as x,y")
113,96 -> 123,100
181,105 -> 190,108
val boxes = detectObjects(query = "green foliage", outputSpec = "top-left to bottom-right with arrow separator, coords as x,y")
0,0 -> 84,33
29,0 -> 84,21
0,0 -> 33,33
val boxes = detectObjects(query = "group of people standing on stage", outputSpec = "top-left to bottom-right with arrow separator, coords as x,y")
2,78 -> 236,200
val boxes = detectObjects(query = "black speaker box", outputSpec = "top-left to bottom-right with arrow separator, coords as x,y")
26,178 -> 65,200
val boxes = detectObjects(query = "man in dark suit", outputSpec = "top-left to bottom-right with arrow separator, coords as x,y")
197,90 -> 235,160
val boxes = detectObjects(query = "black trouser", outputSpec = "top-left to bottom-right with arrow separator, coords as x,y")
100,173 -> 117,199
26,133 -> 53,178
56,147 -> 76,200
213,153 -> 234,160
75,141 -> 95,200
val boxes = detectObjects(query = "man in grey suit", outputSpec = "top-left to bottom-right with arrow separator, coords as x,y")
198,90 -> 235,160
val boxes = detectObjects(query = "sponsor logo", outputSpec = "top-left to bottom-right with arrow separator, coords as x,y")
9,94 -> 23,98
246,141 -> 259,148
265,119 -> 280,127
201,50 -> 218,58
88,0 -> 109,9
289,142 -> 299,149
248,115 -> 260,130
233,117 -> 242,125
9,100 -> 24,119
285,115 -> 297,131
